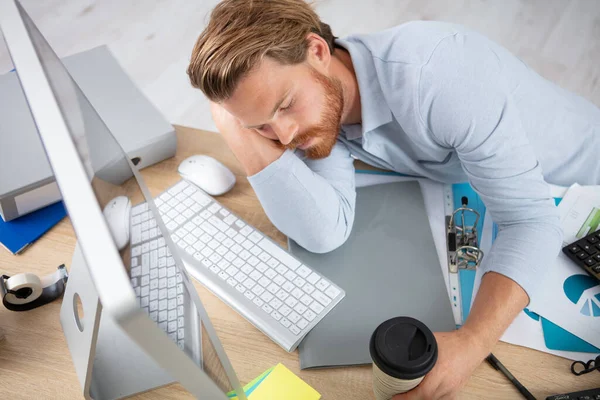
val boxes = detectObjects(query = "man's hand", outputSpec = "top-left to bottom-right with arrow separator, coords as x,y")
210,102 -> 284,176
394,272 -> 529,399
393,329 -> 488,400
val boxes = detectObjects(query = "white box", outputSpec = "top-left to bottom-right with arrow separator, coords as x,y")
0,46 -> 176,221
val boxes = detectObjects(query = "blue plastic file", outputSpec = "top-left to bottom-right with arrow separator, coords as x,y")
0,201 -> 66,254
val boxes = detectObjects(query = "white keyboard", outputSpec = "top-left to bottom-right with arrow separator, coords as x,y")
130,180 -> 345,352
130,237 -> 188,350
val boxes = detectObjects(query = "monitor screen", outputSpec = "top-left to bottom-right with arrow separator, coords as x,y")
9,2 -> 243,397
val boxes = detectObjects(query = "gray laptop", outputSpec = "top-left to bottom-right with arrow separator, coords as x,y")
288,181 -> 455,369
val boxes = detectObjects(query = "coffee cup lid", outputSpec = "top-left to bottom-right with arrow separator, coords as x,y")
369,317 -> 437,380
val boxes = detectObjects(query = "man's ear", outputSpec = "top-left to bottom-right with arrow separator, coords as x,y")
305,32 -> 332,74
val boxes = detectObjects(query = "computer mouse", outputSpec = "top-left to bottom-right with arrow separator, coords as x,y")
178,155 -> 236,196
103,195 -> 131,251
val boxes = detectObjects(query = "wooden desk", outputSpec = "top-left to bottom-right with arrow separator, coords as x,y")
0,125 -> 597,399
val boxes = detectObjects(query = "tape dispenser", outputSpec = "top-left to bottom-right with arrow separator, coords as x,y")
0,265 -> 68,311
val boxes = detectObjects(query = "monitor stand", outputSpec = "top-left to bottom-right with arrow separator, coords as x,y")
60,244 -> 174,399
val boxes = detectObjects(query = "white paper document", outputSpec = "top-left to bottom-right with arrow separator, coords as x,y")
528,184 -> 600,349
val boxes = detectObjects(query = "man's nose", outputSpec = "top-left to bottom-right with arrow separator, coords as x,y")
272,119 -> 298,145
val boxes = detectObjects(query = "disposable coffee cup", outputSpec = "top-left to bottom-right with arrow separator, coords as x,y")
369,317 -> 438,400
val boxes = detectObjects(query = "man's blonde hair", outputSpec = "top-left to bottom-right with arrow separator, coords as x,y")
187,0 -> 336,102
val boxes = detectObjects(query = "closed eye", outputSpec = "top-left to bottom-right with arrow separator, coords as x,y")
279,98 -> 294,112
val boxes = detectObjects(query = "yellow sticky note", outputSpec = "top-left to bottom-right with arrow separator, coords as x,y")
248,363 -> 321,400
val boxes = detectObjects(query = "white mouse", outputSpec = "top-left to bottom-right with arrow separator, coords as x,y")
178,155 -> 236,196
103,195 -> 131,250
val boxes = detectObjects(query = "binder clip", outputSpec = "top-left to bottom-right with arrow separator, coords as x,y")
446,196 -> 484,273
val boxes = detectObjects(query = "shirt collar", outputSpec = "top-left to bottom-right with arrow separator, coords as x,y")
335,37 -> 393,140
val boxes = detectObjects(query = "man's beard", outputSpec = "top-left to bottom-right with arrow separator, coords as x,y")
277,69 -> 344,159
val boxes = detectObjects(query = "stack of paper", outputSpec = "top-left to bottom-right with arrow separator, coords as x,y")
227,363 -> 320,400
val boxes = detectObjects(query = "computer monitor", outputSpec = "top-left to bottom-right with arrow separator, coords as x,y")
0,1 -> 246,398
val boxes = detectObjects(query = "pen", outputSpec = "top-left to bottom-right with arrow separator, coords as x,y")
486,353 -> 536,400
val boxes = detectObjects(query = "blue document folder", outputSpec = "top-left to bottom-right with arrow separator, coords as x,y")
0,201 -> 66,254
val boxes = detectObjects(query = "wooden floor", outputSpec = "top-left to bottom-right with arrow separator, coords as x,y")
0,0 -> 598,132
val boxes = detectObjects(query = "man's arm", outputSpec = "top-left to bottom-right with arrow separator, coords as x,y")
210,102 -> 357,253
396,33 -> 563,399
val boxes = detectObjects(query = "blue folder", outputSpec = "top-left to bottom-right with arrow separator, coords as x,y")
0,201 -> 66,254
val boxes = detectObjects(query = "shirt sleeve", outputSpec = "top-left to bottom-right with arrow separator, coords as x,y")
418,33 -> 563,300
247,141 -> 356,253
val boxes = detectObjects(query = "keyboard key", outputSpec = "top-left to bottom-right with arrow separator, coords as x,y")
282,281 -> 295,293
279,305 -> 291,317
585,258 -> 597,266
243,240 -> 254,250
267,258 -> 279,268
315,278 -> 330,292
273,275 -> 286,286
285,296 -> 298,308
312,290 -> 332,306
309,302 -> 324,314
280,318 -> 292,328
296,265 -> 311,278
325,285 -> 341,299
227,277 -> 237,287
208,203 -> 221,214
276,289 -> 289,301
236,284 -> 246,294
233,258 -> 244,268
582,244 -> 598,255
235,272 -> 248,283
304,310 -> 317,321
577,251 -> 588,260
289,325 -> 301,336
306,272 -> 320,285
224,214 -> 237,225
300,294 -> 313,306
271,311 -> 282,321
257,238 -> 301,270
293,277 -> 306,288
257,263 -> 269,273
260,292 -> 274,303
267,283 -> 279,294
293,303 -> 307,315
218,271 -> 229,281
249,231 -> 263,243
262,304 -> 273,314
239,250 -> 251,260
303,284 -> 315,295
192,191 -> 211,207
275,264 -> 288,275
248,256 -> 260,266
265,269 -> 277,279
235,220 -> 246,229
297,319 -> 309,330
258,276 -> 271,287
284,270 -> 297,281
243,278 -> 256,289
288,312 -> 301,324
253,297 -> 264,308
252,285 -> 265,296
291,287 -> 304,299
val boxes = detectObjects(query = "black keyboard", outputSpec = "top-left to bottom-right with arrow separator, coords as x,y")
546,387 -> 600,399
562,229 -> 600,282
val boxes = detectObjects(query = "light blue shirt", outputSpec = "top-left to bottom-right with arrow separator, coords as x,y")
247,21 -> 600,299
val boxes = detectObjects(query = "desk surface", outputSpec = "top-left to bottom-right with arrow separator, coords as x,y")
0,126 -> 597,399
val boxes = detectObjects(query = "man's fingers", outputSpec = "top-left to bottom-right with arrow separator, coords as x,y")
392,387 -> 421,400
